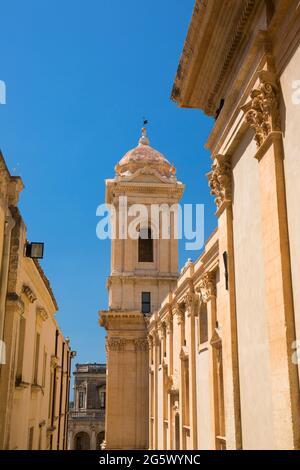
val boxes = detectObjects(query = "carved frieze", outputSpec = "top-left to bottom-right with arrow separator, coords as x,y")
105,337 -> 126,353
105,336 -> 148,353
242,72 -> 281,148
134,338 -> 148,352
207,154 -> 231,210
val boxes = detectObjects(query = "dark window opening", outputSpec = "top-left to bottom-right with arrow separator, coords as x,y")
199,303 -> 208,344
138,228 -> 153,262
141,292 -> 151,314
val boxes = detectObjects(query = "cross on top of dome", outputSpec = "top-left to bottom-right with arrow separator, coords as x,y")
114,127 -> 176,179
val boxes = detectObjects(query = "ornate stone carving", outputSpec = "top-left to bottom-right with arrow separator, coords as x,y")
22,284 -> 37,304
173,303 -> 185,325
197,272 -> 216,303
184,291 -> 199,317
6,292 -> 24,316
167,375 -> 179,396
243,72 -> 281,148
36,307 -> 48,322
134,338 -> 148,352
50,355 -> 59,369
105,337 -> 126,352
207,154 -> 231,209
165,312 -> 173,334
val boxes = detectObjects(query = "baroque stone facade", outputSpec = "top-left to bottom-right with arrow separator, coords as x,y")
165,0 -> 300,450
0,151 -> 74,450
102,0 -> 300,451
68,363 -> 106,450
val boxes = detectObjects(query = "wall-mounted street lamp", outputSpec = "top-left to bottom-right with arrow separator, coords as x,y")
25,242 -> 44,259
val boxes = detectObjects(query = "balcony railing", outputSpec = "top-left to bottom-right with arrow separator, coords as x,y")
69,410 -> 105,420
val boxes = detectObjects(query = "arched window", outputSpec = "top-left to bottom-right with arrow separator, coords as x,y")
74,432 -> 90,450
138,228 -> 153,263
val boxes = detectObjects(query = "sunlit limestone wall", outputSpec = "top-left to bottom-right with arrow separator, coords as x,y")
278,27 -> 300,386
232,130 -> 274,449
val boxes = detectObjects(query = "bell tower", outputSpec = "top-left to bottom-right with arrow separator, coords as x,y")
100,128 -> 184,450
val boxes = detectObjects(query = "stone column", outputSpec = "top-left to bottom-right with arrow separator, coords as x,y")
90,426 -> 96,450
207,154 -> 242,450
243,71 -> 300,449
148,335 -> 154,450
153,331 -> 158,450
185,291 -> 199,449
67,429 -> 74,450
166,311 -> 173,450
175,303 -> 185,449
198,272 -> 218,449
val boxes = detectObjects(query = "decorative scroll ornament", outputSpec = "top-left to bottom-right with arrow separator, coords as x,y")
105,337 -> 126,352
207,154 -> 231,210
242,72 -> 281,148
197,272 -> 216,304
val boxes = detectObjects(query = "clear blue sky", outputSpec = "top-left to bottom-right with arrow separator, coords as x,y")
0,0 -> 216,366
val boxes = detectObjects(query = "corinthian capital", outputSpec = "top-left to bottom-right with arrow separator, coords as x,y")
173,303 -> 185,325
242,71 -> 281,149
184,291 -> 199,317
165,312 -> 173,334
197,272 -> 216,303
207,154 -> 231,210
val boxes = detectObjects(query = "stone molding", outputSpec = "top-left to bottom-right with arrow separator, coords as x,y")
242,71 -> 281,149
5,292 -> 25,316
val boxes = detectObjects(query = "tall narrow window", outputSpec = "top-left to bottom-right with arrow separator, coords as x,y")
34,333 -> 40,384
79,390 -> 85,409
100,390 -> 106,409
141,292 -> 151,314
138,228 -> 153,262
16,317 -> 26,384
199,303 -> 208,345
42,351 -> 47,388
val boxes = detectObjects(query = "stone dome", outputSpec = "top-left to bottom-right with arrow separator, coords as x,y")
115,128 -> 176,179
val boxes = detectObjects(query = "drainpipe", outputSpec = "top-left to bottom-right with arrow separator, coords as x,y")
0,213 -> 15,369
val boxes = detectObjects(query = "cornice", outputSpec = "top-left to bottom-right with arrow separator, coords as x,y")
106,179 -> 185,204
99,310 -> 147,328
172,0 -> 261,116
32,259 -> 58,312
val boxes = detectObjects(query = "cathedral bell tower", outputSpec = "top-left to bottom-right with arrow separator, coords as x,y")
100,127 -> 184,449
